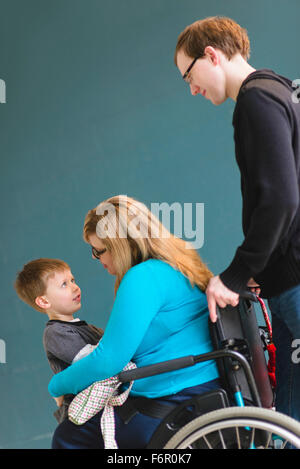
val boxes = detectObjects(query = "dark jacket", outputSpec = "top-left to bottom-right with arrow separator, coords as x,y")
220,69 -> 300,298
43,320 -> 103,423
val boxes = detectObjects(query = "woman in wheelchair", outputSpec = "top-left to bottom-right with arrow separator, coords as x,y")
48,195 -> 222,449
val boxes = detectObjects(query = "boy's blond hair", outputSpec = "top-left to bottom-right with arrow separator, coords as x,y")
174,16 -> 250,64
15,258 -> 70,313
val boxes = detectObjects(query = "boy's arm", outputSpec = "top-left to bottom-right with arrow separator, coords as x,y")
87,324 -> 104,338
72,343 -> 99,363
70,325 -> 103,362
43,323 -> 97,366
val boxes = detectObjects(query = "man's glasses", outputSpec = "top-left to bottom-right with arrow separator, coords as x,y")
91,246 -> 107,259
182,56 -> 201,83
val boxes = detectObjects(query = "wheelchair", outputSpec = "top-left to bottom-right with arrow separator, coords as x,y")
118,292 -> 300,449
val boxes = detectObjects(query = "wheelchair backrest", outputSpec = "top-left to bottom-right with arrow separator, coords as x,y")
209,299 -> 273,408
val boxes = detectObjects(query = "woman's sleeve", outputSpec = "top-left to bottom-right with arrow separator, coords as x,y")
48,263 -> 164,397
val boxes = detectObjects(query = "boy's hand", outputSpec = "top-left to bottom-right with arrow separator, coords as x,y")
206,275 -> 239,323
53,395 -> 64,407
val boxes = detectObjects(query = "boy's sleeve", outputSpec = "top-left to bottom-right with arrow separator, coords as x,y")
220,88 -> 299,293
44,323 -> 92,365
72,343 -> 99,363
48,263 -> 164,397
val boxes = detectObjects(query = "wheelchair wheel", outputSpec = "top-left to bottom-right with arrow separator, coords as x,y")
163,407 -> 300,449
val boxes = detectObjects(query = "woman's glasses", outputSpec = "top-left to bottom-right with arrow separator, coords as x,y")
91,246 -> 107,259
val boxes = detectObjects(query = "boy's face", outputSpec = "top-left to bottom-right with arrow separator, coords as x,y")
176,47 -> 228,106
39,269 -> 82,319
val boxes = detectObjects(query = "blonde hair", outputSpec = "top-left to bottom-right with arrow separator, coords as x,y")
83,195 -> 213,294
174,16 -> 250,64
15,258 -> 70,313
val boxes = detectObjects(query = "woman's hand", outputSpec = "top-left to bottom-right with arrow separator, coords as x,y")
53,395 -> 64,407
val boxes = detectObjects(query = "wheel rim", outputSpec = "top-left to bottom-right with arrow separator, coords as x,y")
175,418 -> 300,449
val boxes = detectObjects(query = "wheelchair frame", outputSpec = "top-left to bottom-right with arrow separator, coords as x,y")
117,294 -> 300,449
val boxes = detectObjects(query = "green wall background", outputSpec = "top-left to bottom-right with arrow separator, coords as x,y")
1,0 -> 299,448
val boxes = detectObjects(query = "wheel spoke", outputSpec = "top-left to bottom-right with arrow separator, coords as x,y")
202,435 -> 212,449
264,431 -> 272,449
218,430 -> 226,449
249,427 -> 255,449
281,440 -> 287,449
235,426 -> 241,449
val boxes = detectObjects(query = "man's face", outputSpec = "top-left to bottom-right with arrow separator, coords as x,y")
176,48 -> 228,105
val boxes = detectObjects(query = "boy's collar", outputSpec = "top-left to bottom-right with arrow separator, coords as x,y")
46,318 -> 87,326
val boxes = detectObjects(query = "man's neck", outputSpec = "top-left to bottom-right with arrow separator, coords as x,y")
223,54 -> 257,102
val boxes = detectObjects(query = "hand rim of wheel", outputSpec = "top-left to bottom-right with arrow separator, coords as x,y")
163,407 -> 300,449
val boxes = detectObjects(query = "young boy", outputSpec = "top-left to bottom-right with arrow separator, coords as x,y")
174,16 -> 300,423
15,258 -> 104,423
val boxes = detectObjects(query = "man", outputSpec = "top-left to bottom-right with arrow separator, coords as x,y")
174,16 -> 300,422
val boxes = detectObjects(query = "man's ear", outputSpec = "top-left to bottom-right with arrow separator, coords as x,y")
35,295 -> 50,310
204,46 -> 220,65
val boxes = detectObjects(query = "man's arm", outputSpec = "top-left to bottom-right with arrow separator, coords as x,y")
222,88 -> 298,289
207,88 -> 299,320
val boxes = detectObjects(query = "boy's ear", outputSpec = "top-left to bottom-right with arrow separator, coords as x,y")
35,296 -> 50,310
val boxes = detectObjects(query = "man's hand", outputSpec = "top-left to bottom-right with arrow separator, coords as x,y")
53,395 -> 64,407
247,277 -> 261,295
206,275 -> 239,323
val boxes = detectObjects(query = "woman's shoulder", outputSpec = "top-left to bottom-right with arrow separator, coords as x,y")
121,259 -> 195,292
116,260 -> 171,303
126,259 -> 176,278
118,259 -> 206,308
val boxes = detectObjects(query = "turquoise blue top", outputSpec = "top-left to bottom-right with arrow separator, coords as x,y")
48,259 -> 219,398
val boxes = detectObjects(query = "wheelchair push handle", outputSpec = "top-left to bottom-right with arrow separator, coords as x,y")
239,290 -> 258,303
215,290 -> 258,320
